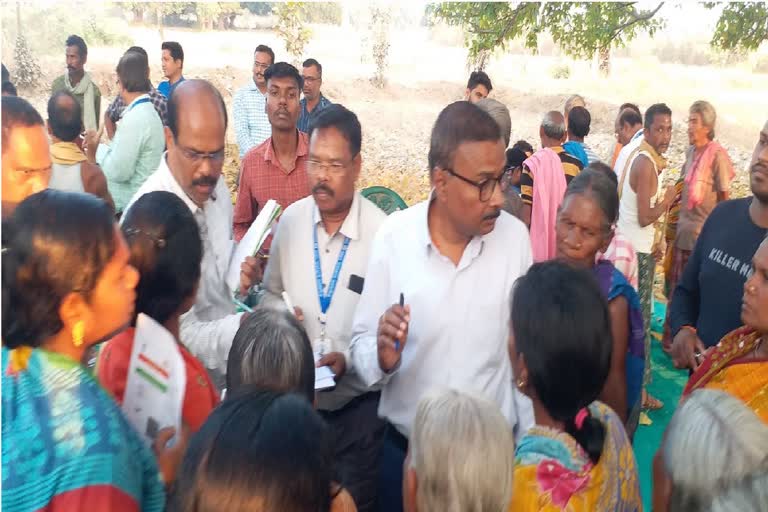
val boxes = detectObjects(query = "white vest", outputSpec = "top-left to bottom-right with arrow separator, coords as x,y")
617,150 -> 661,253
49,162 -> 85,193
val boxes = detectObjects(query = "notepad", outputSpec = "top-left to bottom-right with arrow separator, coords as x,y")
314,352 -> 336,391
226,199 -> 282,292
122,314 -> 186,447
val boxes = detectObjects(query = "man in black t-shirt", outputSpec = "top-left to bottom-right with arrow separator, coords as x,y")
669,119 -> 768,370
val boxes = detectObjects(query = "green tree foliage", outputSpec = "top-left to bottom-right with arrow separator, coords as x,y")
241,2 -> 274,16
429,2 -> 663,73
274,2 -> 312,66
12,34 -> 43,89
708,2 -> 768,51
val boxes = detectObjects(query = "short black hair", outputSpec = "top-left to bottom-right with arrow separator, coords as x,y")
428,101 -> 501,173
309,104 -> 361,157
167,79 -> 228,139
2,96 -> 44,154
512,139 -> 534,155
2,81 -> 17,96
121,191 -> 202,325
645,103 -> 672,130
47,90 -> 83,142
510,261 -> 612,464
254,44 -> 275,65
467,70 -> 492,93
161,41 -> 184,65
65,34 -> 87,58
563,167 -> 620,228
619,108 -> 643,129
116,51 -> 150,93
126,45 -> 148,58
2,190 -> 115,348
173,389 -> 334,512
619,102 -> 641,116
264,62 -> 304,91
302,58 -> 322,77
567,106 -> 591,138
506,147 -> 527,170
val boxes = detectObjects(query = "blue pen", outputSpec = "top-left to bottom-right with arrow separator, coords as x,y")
395,292 -> 404,351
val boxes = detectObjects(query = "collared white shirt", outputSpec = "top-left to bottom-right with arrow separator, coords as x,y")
350,199 -> 535,439
232,80 -> 271,158
262,192 -> 387,411
123,154 -> 242,386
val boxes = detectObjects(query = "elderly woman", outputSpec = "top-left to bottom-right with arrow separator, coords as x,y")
663,100 -> 735,350
403,389 -> 515,512
507,261 -> 641,511
680,235 -> 768,422
654,389 -> 768,511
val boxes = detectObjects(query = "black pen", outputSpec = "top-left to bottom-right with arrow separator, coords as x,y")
395,293 -> 404,351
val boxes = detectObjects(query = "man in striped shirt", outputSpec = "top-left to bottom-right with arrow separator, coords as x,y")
233,44 -> 274,158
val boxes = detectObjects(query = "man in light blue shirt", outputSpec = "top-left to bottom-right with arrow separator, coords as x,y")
297,58 -> 332,133
233,44 -> 274,158
85,50 -> 164,214
158,41 -> 185,99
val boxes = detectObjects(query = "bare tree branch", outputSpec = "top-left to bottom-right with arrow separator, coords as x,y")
608,1 -> 664,42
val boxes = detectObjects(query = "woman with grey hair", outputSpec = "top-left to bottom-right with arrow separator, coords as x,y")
403,389 -> 515,512
226,307 -> 316,404
654,389 -> 768,511
663,99 -> 735,349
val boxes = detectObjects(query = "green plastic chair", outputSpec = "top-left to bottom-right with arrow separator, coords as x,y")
362,186 -> 408,215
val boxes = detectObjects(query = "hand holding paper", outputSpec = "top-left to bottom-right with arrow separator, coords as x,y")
227,199 -> 281,293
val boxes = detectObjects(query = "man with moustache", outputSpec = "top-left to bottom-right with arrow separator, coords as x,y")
297,58 -> 332,133
233,44 -> 275,158
350,101 -> 534,512
123,80 -> 261,386
261,104 -> 387,511
233,62 -> 310,245
669,119 -> 768,370
51,35 -> 101,131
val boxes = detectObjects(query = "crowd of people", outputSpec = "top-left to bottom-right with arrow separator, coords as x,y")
1,33 -> 767,512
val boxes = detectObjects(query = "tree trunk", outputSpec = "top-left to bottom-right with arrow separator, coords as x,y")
156,7 -> 165,39
133,7 -> 144,23
16,2 -> 21,35
598,46 -> 611,76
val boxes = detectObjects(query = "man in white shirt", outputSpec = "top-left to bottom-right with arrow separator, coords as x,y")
350,101 -> 535,512
232,44 -> 274,158
261,104 -> 387,511
124,79 -> 260,387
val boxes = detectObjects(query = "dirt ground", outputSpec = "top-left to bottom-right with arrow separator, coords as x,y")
17,23 -> 766,205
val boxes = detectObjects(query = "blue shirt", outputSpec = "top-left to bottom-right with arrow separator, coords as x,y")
297,94 -> 332,133
157,76 -> 185,99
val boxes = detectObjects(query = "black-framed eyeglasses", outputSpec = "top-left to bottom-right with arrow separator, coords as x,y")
442,167 -> 511,202
177,144 -> 226,164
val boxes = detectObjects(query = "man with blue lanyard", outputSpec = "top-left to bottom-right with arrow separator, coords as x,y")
261,104 -> 387,512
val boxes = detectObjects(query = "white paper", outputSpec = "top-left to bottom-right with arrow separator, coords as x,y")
122,314 -> 186,447
314,351 -> 336,390
226,199 -> 281,292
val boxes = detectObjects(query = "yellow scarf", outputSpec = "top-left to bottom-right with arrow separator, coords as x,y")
50,141 -> 87,166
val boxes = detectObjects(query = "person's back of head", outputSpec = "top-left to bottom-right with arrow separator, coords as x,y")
406,389 -> 515,512
172,389 -> 334,512
618,108 -> 643,130
475,98 -> 511,147
708,471 -> 768,512
226,308 -> 315,404
117,51 -> 150,93
121,191 -> 202,326
47,90 -> 83,142
567,106 -> 591,139
663,389 -> 768,510
619,102 -> 641,117
564,94 -> 586,119
428,101 -> 501,174
509,260 -> 612,464
541,111 -> 566,143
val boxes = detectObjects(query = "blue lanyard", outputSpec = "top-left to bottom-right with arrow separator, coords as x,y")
313,224 -> 350,315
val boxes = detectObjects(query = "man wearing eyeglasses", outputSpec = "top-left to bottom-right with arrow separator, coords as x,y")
123,80 -> 262,388
233,62 -> 311,246
261,104 -> 387,511
297,58 -> 332,134
350,101 -> 534,512
233,44 -> 275,158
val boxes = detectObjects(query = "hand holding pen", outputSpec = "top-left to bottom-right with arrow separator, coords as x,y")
377,292 -> 409,373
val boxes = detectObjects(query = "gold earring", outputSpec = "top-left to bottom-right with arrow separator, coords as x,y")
516,378 -> 526,389
72,321 -> 85,347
